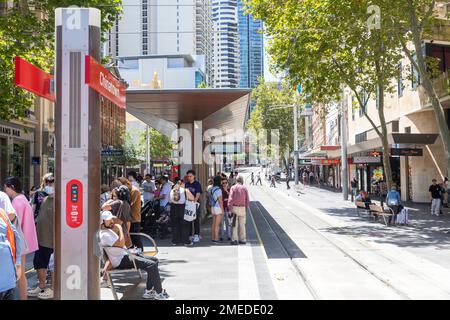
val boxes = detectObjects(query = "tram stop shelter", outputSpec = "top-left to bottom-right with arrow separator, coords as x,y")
126,88 -> 252,185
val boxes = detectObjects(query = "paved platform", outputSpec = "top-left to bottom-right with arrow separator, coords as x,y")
24,167 -> 450,300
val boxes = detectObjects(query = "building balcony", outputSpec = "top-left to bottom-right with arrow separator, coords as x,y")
417,70 -> 450,109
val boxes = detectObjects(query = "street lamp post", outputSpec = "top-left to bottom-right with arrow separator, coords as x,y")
340,88 -> 349,201
293,103 -> 299,185
146,125 -> 151,175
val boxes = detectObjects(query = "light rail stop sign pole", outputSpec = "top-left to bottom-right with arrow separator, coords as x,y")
54,7 -> 101,300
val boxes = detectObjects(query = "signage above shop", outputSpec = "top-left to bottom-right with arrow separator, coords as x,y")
353,156 -> 381,164
14,56 -> 55,102
391,148 -> 423,156
85,55 -> 126,109
101,148 -> 124,157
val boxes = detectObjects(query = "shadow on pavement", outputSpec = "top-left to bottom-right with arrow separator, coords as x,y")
250,201 -> 307,259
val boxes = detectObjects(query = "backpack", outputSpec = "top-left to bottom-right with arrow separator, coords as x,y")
208,187 -> 220,207
0,209 -> 17,264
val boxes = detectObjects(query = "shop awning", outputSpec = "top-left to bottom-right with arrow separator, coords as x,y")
299,145 -> 341,159
344,132 -> 440,156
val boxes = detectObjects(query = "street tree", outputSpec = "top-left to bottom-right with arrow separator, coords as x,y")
138,127 -> 173,159
387,0 -> 450,177
246,0 -> 405,189
246,78 -> 299,172
0,0 -> 122,121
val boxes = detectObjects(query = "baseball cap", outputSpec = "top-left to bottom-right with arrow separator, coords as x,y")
101,210 -> 115,221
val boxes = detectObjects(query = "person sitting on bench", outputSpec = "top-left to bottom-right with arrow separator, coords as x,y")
356,191 -> 372,209
99,211 -> 170,300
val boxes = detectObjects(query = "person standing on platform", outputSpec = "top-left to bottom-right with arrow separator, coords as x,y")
142,174 -> 156,205
118,177 -> 143,250
0,208 -> 22,300
220,178 -> 231,242
228,176 -> 249,245
4,177 -> 38,300
209,176 -> 224,244
170,179 -> 195,246
30,173 -> 54,220
184,170 -> 203,243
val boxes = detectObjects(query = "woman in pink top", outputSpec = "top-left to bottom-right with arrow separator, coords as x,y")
4,176 -> 39,300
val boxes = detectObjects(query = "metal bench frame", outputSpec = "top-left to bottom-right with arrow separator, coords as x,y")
369,204 -> 394,227
100,232 -> 158,300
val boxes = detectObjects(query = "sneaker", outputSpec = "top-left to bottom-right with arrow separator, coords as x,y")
100,277 -> 109,288
211,240 -> 220,244
230,240 -> 238,245
28,286 -> 45,297
184,241 -> 194,247
37,287 -> 54,300
239,241 -> 247,245
142,289 -> 157,299
192,234 -> 200,243
154,292 -> 173,300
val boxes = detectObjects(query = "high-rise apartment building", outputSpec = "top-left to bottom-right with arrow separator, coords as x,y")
238,0 -> 263,88
211,0 -> 240,88
105,0 -> 213,85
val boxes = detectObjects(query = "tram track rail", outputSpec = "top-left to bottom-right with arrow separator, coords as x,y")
249,185 -> 413,300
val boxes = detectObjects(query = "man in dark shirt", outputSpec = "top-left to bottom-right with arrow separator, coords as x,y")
429,179 -> 443,216
185,170 -> 203,243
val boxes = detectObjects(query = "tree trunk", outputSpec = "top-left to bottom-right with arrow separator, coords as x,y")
408,5 -> 450,178
377,84 -> 394,191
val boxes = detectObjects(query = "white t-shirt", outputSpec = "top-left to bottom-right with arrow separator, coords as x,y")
0,191 -> 16,215
142,181 -> 156,201
159,183 -> 171,207
100,228 -> 127,268
170,187 -> 187,204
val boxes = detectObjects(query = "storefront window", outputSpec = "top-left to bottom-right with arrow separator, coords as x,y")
0,137 -> 7,184
10,141 -> 30,192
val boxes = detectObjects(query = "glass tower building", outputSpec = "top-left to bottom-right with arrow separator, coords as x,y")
238,0 -> 264,88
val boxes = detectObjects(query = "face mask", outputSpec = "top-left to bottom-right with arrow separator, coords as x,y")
44,186 -> 54,194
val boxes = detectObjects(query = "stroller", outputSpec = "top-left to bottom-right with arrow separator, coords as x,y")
141,199 -> 171,239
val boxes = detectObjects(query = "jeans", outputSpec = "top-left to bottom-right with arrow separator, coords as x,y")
0,288 -> 16,300
431,198 -> 441,216
221,211 -> 232,240
170,203 -> 191,244
193,212 -> 200,236
130,222 -> 143,250
118,255 -> 162,293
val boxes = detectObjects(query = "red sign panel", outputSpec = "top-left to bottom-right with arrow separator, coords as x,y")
14,56 -> 55,102
85,55 -> 126,109
66,179 -> 83,229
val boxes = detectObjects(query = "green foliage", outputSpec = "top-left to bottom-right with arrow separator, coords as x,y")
122,131 -> 142,166
246,78 -> 298,158
139,127 -> 173,159
0,1 -> 122,121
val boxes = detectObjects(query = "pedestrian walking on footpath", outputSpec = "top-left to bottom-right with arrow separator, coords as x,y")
429,179 -> 443,216
209,176 -> 224,244
220,178 -> 232,242
28,188 -> 55,300
255,171 -> 262,186
184,170 -> 203,243
170,179 -> 195,246
270,174 -> 276,188
250,172 -> 255,185
118,177 -> 143,250
4,177 -> 39,300
286,170 -> 291,190
443,177 -> 449,208
351,177 -> 358,199
228,176 -> 249,245
0,208 -> 22,300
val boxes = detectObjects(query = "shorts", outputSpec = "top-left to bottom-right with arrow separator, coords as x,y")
33,245 -> 54,270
